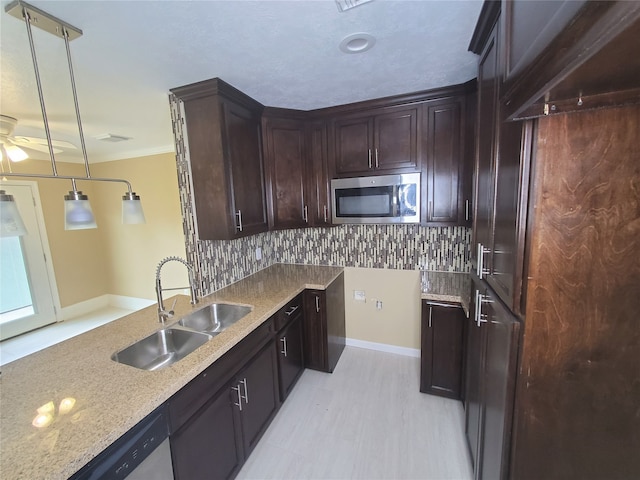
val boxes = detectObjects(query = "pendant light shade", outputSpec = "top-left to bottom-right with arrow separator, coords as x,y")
0,190 -> 28,237
64,190 -> 96,230
122,191 -> 146,224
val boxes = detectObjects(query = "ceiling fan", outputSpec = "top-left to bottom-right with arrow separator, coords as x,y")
0,114 -> 77,162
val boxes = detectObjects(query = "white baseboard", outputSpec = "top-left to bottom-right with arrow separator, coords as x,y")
108,295 -> 155,311
345,338 -> 420,358
62,295 -> 155,321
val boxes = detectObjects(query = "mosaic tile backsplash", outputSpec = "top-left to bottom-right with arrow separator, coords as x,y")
170,94 -> 471,296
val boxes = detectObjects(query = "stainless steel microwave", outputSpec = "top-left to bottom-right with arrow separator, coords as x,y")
331,173 -> 421,224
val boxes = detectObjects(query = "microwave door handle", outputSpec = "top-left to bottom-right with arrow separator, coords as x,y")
392,185 -> 399,216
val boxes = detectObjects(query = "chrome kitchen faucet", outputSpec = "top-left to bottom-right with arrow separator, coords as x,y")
155,256 -> 199,323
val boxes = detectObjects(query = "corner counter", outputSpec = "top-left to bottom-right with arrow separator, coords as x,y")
0,264 -> 343,480
420,271 -> 470,316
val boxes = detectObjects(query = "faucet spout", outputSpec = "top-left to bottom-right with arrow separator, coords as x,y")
155,256 -> 199,323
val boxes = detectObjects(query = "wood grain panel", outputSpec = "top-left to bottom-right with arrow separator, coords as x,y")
512,105 -> 640,479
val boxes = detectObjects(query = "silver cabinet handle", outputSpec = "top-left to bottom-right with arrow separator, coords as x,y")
323,205 -> 328,223
428,200 -> 432,220
232,384 -> 243,411
304,205 -> 308,223
465,199 -> 470,221
240,378 -> 248,404
477,243 -> 489,278
315,295 -> 320,313
475,289 -> 492,327
375,148 -> 379,168
285,305 -> 300,316
280,337 -> 288,357
235,210 -> 243,232
428,306 -> 433,328
368,149 -> 372,169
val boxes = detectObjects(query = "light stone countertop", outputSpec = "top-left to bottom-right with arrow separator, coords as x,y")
420,271 -> 471,316
0,263 -> 343,480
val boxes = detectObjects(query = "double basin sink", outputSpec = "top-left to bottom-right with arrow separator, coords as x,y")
111,303 -> 252,371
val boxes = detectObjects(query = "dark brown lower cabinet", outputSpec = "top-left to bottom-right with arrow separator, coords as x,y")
465,276 -> 521,480
420,300 -> 466,399
171,385 -> 243,480
303,273 -> 345,373
169,320 -> 279,480
276,311 -> 305,401
234,341 -> 280,457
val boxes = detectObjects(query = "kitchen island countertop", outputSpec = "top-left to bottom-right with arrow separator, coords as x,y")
0,263 -> 343,480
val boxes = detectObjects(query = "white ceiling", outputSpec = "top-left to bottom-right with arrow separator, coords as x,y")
0,0 -> 482,164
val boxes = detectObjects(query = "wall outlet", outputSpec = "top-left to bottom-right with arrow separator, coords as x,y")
353,290 -> 366,301
255,247 -> 262,260
376,300 -> 383,310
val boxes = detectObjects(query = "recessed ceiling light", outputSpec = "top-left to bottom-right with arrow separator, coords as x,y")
339,33 -> 376,54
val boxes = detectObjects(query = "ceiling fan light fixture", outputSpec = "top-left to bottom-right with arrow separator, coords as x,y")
0,189 -> 28,237
64,190 -> 96,230
122,191 -> 146,224
5,144 -> 29,162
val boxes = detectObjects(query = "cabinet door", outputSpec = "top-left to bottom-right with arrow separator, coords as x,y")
235,341 -> 279,457
222,100 -> 269,237
464,280 -> 488,477
171,387 -> 243,480
473,17 -> 499,279
423,99 -> 464,224
373,107 -> 418,172
303,290 -> 327,371
333,115 -> 373,175
263,117 -> 308,229
486,120 -> 531,314
307,120 -> 332,226
277,314 -> 305,401
479,288 -> 520,480
420,301 -> 465,399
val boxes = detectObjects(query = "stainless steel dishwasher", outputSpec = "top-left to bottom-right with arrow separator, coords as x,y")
71,405 -> 173,480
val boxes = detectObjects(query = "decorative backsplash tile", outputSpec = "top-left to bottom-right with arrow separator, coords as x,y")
170,94 -> 471,296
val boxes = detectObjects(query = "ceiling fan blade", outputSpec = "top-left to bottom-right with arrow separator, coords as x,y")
11,141 -> 63,155
12,136 -> 77,150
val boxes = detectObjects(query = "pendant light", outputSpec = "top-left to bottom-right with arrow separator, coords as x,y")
0,189 -> 28,237
2,0 -> 145,230
122,191 -> 146,224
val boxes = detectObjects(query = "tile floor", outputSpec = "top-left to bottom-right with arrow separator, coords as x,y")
237,346 -> 473,480
0,307 -> 133,366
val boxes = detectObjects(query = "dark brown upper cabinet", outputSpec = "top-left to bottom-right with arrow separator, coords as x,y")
262,109 -> 332,229
495,0 -> 640,119
262,112 -> 309,230
422,97 -> 469,225
331,105 -> 419,176
170,78 -> 268,240
306,120 -> 332,226
470,8 -> 530,315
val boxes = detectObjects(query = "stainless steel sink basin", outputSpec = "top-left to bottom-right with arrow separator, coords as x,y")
177,303 -> 252,334
112,328 -> 211,371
